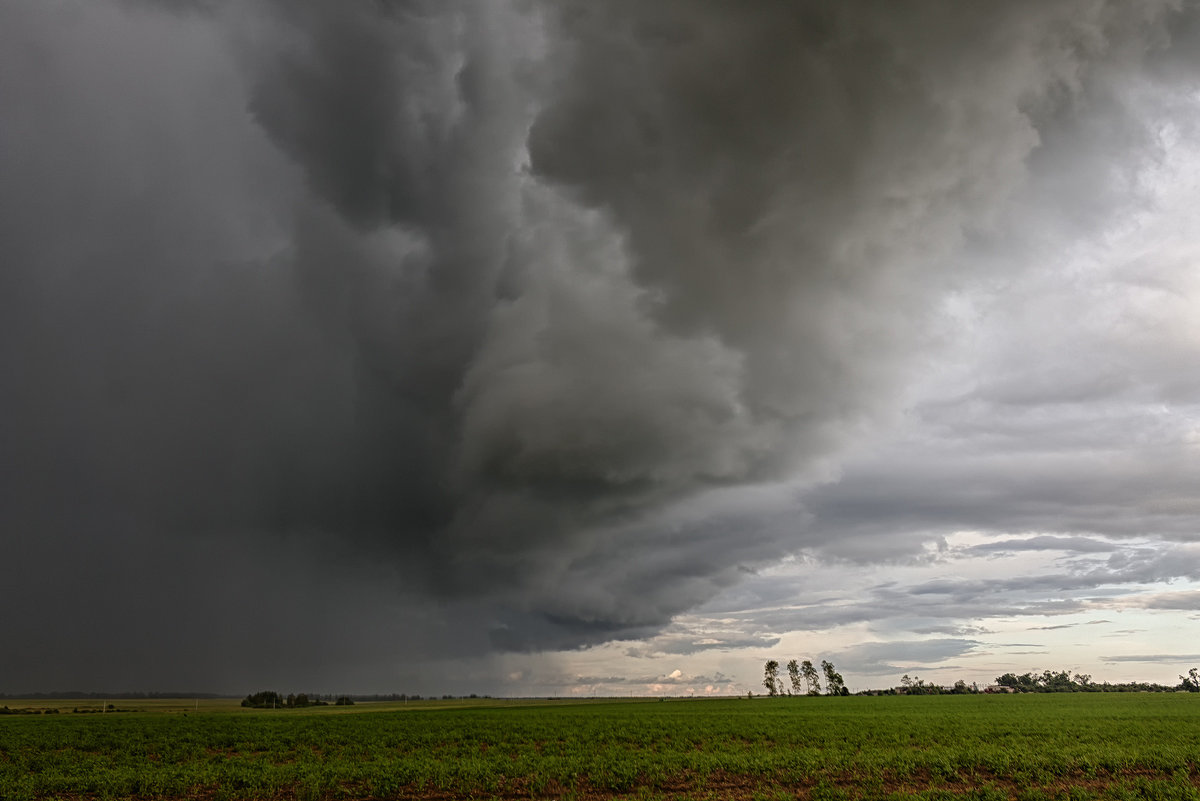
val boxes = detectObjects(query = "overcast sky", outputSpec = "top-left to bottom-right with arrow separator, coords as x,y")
4,0 -> 1200,697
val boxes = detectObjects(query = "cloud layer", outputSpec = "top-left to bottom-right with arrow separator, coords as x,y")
2,0 -> 1199,692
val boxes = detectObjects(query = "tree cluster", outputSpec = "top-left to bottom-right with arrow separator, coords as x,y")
993,670 -> 1091,693
240,691 -> 346,709
991,668 -> 1200,693
888,675 -> 977,695
763,658 -> 847,696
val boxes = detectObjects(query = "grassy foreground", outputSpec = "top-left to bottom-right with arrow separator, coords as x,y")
3,693 -> 1200,800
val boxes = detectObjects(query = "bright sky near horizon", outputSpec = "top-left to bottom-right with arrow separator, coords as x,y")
4,0 -> 1200,697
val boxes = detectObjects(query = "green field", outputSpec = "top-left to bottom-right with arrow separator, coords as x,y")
3,694 -> 1200,800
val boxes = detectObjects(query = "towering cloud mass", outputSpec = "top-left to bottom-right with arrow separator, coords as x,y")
1,0 -> 1197,690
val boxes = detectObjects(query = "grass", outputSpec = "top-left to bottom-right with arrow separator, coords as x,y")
2,694 -> 1199,800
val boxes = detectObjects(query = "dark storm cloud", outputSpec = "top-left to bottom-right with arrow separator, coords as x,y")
800,433 -> 1200,565
2,0 -> 1198,691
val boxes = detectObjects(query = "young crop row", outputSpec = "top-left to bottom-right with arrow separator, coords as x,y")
2,694 -> 1200,800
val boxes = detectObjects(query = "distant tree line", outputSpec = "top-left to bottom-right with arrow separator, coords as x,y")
762,659 -> 848,696
349,693 -> 424,702
858,667 -> 1200,695
1,704 -> 122,714
992,667 -> 1200,693
241,691 -> 355,708
238,692 -> 498,708
872,675 -> 979,695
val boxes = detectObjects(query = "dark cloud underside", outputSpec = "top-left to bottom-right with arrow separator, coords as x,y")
2,0 -> 1197,691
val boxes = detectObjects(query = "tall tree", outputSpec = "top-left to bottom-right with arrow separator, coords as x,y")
763,659 -> 781,696
801,659 -> 821,695
821,660 -> 845,696
786,659 -> 803,696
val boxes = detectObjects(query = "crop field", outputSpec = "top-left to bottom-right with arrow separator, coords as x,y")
3,693 -> 1200,801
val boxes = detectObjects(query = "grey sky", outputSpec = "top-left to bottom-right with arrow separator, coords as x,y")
3,0 -> 1200,695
